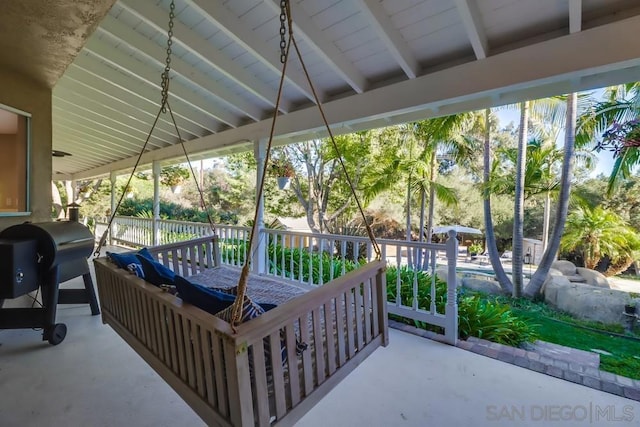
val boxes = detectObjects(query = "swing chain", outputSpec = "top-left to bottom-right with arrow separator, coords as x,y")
279,0 -> 288,64
160,0 -> 176,113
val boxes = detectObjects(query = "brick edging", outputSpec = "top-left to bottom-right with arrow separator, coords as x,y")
388,320 -> 640,401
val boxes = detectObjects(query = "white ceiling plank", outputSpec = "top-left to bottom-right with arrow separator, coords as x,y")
186,0 -> 320,102
54,118 -> 140,152
98,17 -> 264,121
55,79 -> 197,141
63,63 -> 206,137
54,125 -> 141,161
53,131 -> 118,161
453,0 -> 489,59
119,0 -> 292,113
69,14 -> 640,179
53,96 -> 173,147
569,0 -> 582,34
53,107 -> 163,152
52,139 -> 117,164
264,0 -> 368,94
83,38 -> 229,130
51,148 -> 118,169
354,0 -> 419,79
84,38 -> 238,129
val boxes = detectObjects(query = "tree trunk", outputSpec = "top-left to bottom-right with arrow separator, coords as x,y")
51,181 -> 65,219
405,139 -> 414,267
605,257 -> 635,277
482,109 -> 513,293
425,152 -> 437,269
542,191 -> 551,252
513,101 -> 529,298
64,180 -> 75,206
525,93 -> 577,298
405,174 -> 413,267
417,173 -> 427,268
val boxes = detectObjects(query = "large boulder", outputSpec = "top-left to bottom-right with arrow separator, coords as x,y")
460,277 -> 506,295
576,267 -> 610,288
543,277 -> 632,325
551,260 -> 578,276
540,272 -> 571,296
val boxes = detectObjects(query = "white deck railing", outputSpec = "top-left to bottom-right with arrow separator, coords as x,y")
95,216 -> 458,344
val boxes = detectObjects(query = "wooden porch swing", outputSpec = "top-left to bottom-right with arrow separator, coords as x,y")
93,2 -> 388,426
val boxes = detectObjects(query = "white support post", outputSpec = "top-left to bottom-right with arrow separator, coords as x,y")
109,171 -> 117,245
445,230 -> 459,345
253,139 -> 267,274
152,161 -> 161,246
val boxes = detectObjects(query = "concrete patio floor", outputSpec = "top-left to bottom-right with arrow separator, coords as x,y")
1,255 -> 638,427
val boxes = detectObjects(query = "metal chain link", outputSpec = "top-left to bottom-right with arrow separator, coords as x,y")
160,0 -> 176,113
279,0 -> 287,64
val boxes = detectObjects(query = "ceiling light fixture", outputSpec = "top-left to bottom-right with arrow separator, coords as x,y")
52,150 -> 72,157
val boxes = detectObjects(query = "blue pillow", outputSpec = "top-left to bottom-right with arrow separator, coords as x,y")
107,248 -> 154,278
137,255 -> 176,287
126,263 -> 145,278
174,275 -> 236,315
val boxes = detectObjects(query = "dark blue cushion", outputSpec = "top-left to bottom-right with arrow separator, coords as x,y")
137,255 -> 176,287
107,248 -> 154,278
174,275 -> 236,315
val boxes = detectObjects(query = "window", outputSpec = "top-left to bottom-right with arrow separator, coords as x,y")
0,104 -> 30,215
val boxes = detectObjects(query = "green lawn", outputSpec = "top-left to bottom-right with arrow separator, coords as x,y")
506,302 -> 640,379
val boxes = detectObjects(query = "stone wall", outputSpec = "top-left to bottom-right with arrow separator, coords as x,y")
544,279 -> 633,325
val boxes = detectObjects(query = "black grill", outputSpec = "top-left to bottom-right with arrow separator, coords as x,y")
0,221 -> 100,345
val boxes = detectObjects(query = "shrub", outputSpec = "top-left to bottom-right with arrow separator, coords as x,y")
387,267 -> 536,346
458,295 -> 537,345
468,243 -> 483,255
385,266 -> 447,313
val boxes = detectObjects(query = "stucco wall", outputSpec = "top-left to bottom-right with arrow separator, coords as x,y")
0,68 -> 51,231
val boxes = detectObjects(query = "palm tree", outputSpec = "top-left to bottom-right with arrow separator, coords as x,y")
482,109 -> 513,293
603,232 -> 640,277
560,204 -> 638,273
506,97 -> 567,297
415,113 -> 483,241
577,82 -> 640,193
524,92 -> 577,298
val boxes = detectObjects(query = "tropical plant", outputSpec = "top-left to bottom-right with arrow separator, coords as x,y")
577,82 -> 640,193
386,266 -> 448,313
468,243 -> 483,255
414,112 -> 482,249
483,108 -> 514,294
457,295 -> 537,346
506,97 -> 567,297
560,204 -> 640,274
525,93 -> 578,297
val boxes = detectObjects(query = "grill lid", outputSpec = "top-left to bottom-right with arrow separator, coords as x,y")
0,221 -> 94,269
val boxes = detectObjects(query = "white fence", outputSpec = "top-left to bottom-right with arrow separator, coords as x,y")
95,216 -> 459,344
